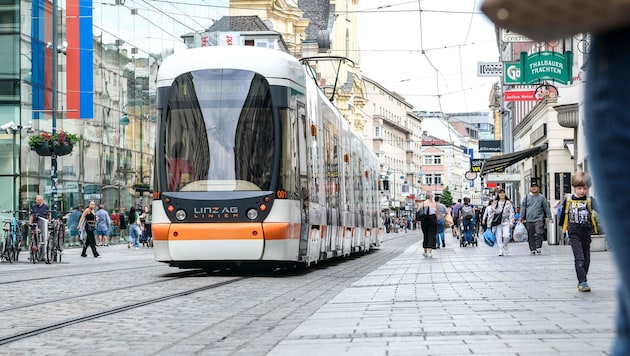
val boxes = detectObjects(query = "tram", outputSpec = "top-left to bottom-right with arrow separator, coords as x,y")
152,45 -> 381,270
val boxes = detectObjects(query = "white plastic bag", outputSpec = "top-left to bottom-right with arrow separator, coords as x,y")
513,222 -> 528,242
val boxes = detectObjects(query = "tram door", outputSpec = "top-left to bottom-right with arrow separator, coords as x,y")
297,103 -> 310,256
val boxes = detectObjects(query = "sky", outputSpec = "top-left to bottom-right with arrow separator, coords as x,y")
356,0 -> 500,113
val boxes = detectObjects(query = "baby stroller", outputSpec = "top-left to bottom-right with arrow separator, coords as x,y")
139,228 -> 153,247
459,216 -> 478,247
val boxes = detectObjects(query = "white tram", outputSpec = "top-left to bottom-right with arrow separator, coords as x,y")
152,46 -> 381,269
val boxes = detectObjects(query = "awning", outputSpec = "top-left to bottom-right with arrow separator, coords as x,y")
481,144 -> 548,175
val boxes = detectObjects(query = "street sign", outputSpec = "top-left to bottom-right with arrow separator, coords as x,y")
477,62 -> 503,77
486,172 -> 521,182
520,51 -> 573,85
501,28 -> 531,43
471,159 -> 484,173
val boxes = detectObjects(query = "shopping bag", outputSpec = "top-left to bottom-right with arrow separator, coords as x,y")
484,229 -> 496,247
444,213 -> 454,228
513,222 -> 528,242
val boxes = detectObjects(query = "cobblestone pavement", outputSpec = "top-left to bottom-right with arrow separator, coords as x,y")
0,229 -> 617,355
269,230 -> 618,356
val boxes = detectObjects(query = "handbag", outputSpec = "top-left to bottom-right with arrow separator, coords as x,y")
86,221 -> 96,232
484,229 -> 496,247
444,213 -> 454,228
416,206 -> 429,222
491,202 -> 506,227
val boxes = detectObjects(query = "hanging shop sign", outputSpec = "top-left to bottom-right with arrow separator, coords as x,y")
505,90 -> 536,101
519,51 -> 573,85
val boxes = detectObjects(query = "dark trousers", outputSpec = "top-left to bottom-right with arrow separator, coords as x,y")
421,215 -> 437,249
526,220 -> 545,251
568,226 -> 592,284
82,230 -> 99,257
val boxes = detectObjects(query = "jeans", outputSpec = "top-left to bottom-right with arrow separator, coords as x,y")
128,223 -> 140,248
462,218 -> 474,243
436,219 -> 445,248
568,225 -> 591,284
585,28 -> 630,355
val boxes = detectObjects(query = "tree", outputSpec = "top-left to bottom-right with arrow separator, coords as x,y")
440,186 -> 454,207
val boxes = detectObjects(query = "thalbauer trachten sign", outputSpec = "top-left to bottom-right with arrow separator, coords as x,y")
519,51 -> 573,85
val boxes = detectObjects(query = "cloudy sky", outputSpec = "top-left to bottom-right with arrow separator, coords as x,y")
357,0 -> 500,113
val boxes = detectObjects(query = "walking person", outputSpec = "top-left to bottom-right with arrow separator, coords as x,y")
451,199 -> 462,239
435,195 -> 447,249
417,194 -> 438,258
559,172 -> 599,292
67,205 -> 82,247
520,181 -> 552,255
95,205 -> 111,247
127,206 -> 141,249
488,189 -> 515,256
118,207 -> 128,243
459,197 -> 475,246
78,200 -> 99,258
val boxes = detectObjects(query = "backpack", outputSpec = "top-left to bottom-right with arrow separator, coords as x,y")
461,205 -> 474,220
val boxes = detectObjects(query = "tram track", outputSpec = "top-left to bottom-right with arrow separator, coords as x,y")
0,275 -> 248,346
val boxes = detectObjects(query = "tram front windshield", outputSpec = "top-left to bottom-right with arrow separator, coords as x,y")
163,69 -> 275,192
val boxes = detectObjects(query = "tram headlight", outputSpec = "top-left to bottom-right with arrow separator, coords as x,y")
246,208 -> 258,220
175,209 -> 187,221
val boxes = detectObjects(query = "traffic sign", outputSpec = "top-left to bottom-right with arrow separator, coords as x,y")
477,62 -> 503,77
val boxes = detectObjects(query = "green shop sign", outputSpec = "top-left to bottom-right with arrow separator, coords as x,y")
519,51 -> 573,85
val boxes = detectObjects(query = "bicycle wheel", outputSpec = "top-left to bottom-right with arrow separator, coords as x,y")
46,237 -> 54,264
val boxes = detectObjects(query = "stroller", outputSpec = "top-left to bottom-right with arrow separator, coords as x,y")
139,227 -> 153,247
459,216 -> 478,247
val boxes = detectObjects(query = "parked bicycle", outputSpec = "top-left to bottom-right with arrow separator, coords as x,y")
46,214 -> 65,264
28,221 -> 45,264
1,210 -> 26,263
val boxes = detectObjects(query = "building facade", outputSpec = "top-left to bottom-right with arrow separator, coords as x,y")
0,0 -> 226,216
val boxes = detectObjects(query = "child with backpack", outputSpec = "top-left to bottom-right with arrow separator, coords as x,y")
559,172 -> 599,292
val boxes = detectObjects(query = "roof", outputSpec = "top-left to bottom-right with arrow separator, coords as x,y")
207,16 -> 272,32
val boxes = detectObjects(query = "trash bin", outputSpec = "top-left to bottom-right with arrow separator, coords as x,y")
547,216 -> 558,245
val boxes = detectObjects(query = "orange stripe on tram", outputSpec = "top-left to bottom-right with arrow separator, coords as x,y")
152,223 -> 264,241
261,222 -> 301,240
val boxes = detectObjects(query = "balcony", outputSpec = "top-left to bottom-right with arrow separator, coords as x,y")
554,103 -> 579,128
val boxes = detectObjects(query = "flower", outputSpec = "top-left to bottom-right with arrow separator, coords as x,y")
28,130 -> 79,149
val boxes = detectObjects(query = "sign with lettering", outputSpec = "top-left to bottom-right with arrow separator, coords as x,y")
504,62 -> 521,84
505,90 -> 536,102
477,62 -> 503,77
471,159 -> 485,173
520,51 -> 573,85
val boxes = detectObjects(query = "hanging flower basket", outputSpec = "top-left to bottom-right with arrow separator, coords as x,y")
29,130 -> 78,157
33,142 -> 52,156
52,142 -> 74,156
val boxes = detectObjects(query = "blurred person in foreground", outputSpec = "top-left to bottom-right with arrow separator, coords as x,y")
481,1 -> 630,352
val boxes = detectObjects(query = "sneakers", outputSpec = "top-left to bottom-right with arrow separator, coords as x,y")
578,282 -> 591,292
128,243 -> 131,249
536,248 -> 542,254
498,249 -> 504,256
423,252 -> 428,257
531,250 -> 537,255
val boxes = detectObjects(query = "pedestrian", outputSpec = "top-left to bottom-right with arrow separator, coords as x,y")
128,206 -> 140,249
559,172 -> 599,292
417,194 -> 437,258
95,205 -> 111,247
29,194 -> 50,224
488,188 -> 515,256
481,200 -> 493,233
480,1 -> 630,351
140,205 -> 153,246
78,200 -> 99,258
520,181 -> 552,255
458,197 -> 475,246
435,195 -> 447,249
118,207 -> 128,243
451,199 -> 462,239
110,208 -> 120,243
67,205 -> 82,247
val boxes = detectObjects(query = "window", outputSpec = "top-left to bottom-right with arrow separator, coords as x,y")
423,155 -> 442,165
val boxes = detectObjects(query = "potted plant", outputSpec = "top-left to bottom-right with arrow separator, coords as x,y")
28,130 -> 79,156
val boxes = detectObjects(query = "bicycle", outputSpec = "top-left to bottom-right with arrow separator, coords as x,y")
28,221 -> 44,264
1,210 -> 26,263
46,215 -> 65,264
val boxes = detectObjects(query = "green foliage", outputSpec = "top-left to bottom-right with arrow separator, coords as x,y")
593,211 -> 605,235
440,186 -> 454,207
28,130 -> 78,149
